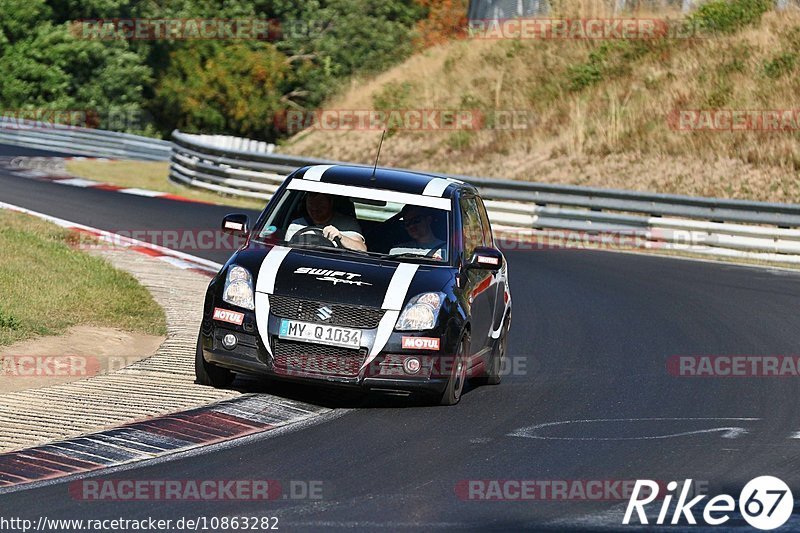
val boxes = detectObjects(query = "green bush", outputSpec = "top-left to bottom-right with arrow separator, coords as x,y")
372,81 -> 417,110
689,0 -> 773,34
0,309 -> 21,331
763,52 -> 797,78
567,41 -> 650,91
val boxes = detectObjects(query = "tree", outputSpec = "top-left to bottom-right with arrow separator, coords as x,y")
0,21 -> 151,133
153,42 -> 290,139
414,0 -> 468,48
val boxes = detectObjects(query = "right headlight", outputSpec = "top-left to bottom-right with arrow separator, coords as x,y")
395,292 -> 445,331
222,265 -> 255,310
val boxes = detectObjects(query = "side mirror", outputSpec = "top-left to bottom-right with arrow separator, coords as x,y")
221,214 -> 250,237
466,247 -> 503,271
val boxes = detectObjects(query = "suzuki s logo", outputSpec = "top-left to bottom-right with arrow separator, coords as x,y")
316,306 -> 333,321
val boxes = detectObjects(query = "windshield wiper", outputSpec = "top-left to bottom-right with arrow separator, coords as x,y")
384,252 -> 443,263
283,241 -> 371,256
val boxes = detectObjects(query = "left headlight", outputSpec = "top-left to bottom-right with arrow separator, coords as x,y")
395,292 -> 445,331
222,265 -> 254,310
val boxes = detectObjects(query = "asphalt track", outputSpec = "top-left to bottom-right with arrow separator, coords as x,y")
0,143 -> 81,158
2,152 -> 800,530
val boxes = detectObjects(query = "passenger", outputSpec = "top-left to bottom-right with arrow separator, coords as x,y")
285,193 -> 367,251
390,205 -> 447,260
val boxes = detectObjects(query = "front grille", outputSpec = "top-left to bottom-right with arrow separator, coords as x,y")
269,295 -> 384,329
272,339 -> 367,377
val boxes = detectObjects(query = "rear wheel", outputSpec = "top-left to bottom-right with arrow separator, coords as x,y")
195,332 -> 235,388
473,311 -> 511,386
486,311 -> 511,385
439,333 -> 470,406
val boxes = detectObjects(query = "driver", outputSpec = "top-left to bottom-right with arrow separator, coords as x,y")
285,192 -> 367,251
390,205 -> 447,260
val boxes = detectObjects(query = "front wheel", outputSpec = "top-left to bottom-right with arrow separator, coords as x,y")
440,333 -> 470,406
195,332 -> 235,388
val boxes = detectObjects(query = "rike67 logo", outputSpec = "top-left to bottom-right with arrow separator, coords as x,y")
624,476 -> 793,530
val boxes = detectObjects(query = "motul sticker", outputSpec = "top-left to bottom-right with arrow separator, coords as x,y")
213,307 -> 244,325
402,337 -> 440,351
224,221 -> 244,231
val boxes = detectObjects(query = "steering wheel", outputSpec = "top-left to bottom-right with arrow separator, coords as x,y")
425,244 -> 444,258
288,226 -> 339,248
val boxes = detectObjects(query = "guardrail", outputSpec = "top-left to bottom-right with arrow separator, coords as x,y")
0,117 -> 171,161
167,129 -> 800,265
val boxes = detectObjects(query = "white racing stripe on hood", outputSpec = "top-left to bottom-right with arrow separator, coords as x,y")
254,293 -> 273,356
361,263 -> 420,370
254,246 -> 292,357
367,310 -> 401,362
255,246 -> 292,294
381,263 -> 419,310
303,165 -> 336,181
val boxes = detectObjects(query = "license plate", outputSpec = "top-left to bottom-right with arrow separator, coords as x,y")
279,319 -> 362,350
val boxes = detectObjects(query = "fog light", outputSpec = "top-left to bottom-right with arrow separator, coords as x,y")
222,333 -> 237,350
403,357 -> 421,374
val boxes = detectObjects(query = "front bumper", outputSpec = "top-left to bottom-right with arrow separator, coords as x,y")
201,307 -> 457,396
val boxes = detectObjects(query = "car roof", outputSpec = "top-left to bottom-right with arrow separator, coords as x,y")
292,164 -> 478,199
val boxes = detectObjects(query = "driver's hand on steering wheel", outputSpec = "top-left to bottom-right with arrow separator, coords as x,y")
322,225 -> 342,242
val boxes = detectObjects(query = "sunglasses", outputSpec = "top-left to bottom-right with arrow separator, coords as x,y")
403,216 -> 425,227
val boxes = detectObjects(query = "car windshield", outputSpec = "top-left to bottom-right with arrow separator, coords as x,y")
252,188 -> 451,263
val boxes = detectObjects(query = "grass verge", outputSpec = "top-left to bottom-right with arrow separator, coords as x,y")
64,160 -> 267,211
0,210 -> 167,346
282,7 -> 800,202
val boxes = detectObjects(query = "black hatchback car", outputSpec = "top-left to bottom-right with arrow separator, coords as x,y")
196,164 -> 512,405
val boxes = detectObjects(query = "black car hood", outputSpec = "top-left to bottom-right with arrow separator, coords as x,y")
232,245 -> 455,309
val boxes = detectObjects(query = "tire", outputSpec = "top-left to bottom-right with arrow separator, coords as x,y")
487,311 -> 511,385
439,333 -> 470,406
195,332 -> 235,388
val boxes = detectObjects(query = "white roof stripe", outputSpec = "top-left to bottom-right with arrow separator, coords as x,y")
422,178 -> 454,197
303,165 -> 336,181
288,179 -> 451,211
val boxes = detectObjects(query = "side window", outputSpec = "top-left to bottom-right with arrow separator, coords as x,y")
476,197 -> 493,247
460,196 -> 484,256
